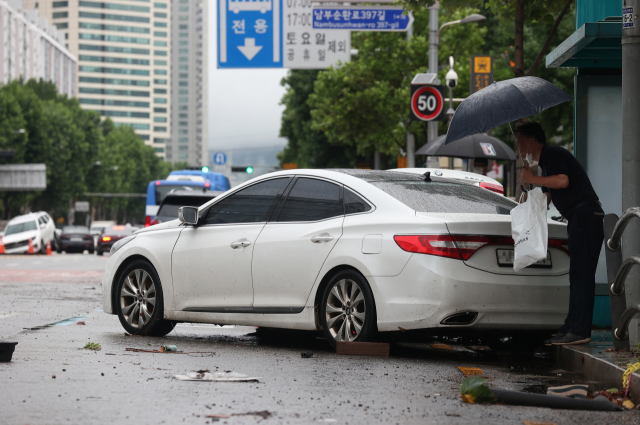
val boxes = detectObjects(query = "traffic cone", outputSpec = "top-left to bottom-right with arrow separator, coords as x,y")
46,241 -> 52,256
0,238 -> 5,254
27,239 -> 34,254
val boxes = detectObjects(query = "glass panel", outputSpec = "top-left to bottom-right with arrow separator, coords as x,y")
277,178 -> 342,222
344,189 -> 371,215
204,178 -> 290,225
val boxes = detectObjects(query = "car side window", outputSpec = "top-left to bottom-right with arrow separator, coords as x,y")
344,188 -> 371,215
276,178 -> 343,222
204,178 -> 290,225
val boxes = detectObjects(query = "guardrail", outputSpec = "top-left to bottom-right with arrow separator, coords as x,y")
604,208 -> 640,349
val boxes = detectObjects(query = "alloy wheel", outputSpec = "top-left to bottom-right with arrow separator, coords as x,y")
119,269 -> 156,329
325,278 -> 366,342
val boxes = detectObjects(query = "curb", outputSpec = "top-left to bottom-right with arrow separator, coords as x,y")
556,344 -> 640,403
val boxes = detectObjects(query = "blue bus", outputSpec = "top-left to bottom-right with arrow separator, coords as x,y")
145,170 -> 230,226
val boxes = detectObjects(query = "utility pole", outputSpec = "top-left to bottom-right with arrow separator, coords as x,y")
622,0 -> 640,346
406,14 -> 415,168
428,2 -> 440,143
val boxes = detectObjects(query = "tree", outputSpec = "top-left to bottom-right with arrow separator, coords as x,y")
279,70 -> 359,168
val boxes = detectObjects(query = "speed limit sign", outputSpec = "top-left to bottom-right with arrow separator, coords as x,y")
410,85 -> 446,122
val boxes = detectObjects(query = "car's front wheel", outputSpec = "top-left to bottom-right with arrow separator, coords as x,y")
319,270 -> 376,348
116,260 -> 174,336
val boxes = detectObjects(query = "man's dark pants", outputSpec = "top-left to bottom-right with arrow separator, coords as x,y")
558,203 -> 605,338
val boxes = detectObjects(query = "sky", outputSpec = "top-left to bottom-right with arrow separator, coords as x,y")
207,2 -> 289,154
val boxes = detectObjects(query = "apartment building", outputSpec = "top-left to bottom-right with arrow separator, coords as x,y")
0,0 -> 76,96
166,0 -> 207,166
25,0 -> 171,156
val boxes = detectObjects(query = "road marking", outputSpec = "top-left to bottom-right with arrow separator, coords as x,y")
0,312 -> 18,319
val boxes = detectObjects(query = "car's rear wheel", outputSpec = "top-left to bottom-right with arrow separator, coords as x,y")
320,270 -> 375,348
116,260 -> 175,337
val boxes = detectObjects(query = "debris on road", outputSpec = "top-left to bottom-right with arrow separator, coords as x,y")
52,375 -> 56,379
430,343 -> 453,350
234,411 -> 272,419
0,341 -> 18,362
174,370 -> 260,382
301,351 -> 313,358
83,342 -> 101,351
547,384 -> 588,398
125,347 -> 215,355
460,377 -> 496,404
491,389 -> 620,411
205,414 -> 230,419
336,342 -> 390,357
591,389 -> 635,409
76,321 -> 85,325
159,345 -> 177,352
458,367 -> 484,377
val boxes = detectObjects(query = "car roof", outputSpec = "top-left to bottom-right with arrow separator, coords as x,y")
163,189 -> 224,198
391,168 -> 502,186
7,213 -> 40,225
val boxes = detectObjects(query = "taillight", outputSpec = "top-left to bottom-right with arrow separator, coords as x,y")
479,182 -> 504,195
149,219 -> 159,226
145,215 -> 151,227
549,238 -> 570,255
394,235 -> 514,261
102,236 -> 112,242
205,182 -> 210,188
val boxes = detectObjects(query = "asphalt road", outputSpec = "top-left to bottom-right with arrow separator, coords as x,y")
0,253 -> 638,424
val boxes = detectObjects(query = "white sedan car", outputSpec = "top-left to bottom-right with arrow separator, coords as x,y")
102,170 -> 569,346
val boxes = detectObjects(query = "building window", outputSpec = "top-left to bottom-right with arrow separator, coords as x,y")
53,0 -> 68,6
114,123 -> 150,130
179,105 -> 188,111
80,87 -> 149,97
154,60 -> 167,66
94,110 -> 150,118
179,113 -> 188,119
79,77 -> 150,86
79,66 -> 150,76
79,34 -> 150,44
154,50 -> 167,56
154,40 -> 167,46
154,22 -> 167,27
155,147 -> 164,153
140,134 -> 150,140
154,98 -> 167,104
179,97 -> 188,103
179,81 -> 188,86
79,55 -> 150,65
78,1 -> 150,13
179,137 -> 188,142
80,99 -> 149,108
79,44 -> 149,55
154,126 -> 167,132
179,89 -> 188,95
179,15 -> 188,21
179,65 -> 188,70
179,25 -> 187,30
154,2 -> 167,8
154,31 -> 167,37
153,79 -> 167,84
179,146 -> 188,151
154,88 -> 166,94
154,107 -> 167,113
53,11 -> 68,18
179,49 -> 188,54
179,73 -> 188,78
154,117 -> 167,123
154,12 -> 167,18
179,32 -> 188,37
79,12 -> 150,23
79,22 -> 150,34
179,121 -> 188,126
56,22 -> 68,29
154,69 -> 167,75
179,129 -> 188,135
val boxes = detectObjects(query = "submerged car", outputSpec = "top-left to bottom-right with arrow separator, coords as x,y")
150,190 -> 223,225
2,212 -> 56,254
101,170 -> 569,346
57,226 -> 94,254
96,225 -> 136,256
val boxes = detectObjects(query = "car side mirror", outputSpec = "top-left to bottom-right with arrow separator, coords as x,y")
179,206 -> 199,226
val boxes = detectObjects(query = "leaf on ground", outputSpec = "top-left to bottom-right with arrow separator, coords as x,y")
83,342 -> 101,351
460,377 -> 496,404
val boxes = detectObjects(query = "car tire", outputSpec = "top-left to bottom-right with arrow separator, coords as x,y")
115,260 -> 175,337
89,248 -> 95,255
96,249 -> 103,256
319,269 -> 376,348
39,239 -> 46,255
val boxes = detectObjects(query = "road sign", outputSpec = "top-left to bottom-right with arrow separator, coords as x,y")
75,201 -> 90,213
218,0 -> 350,69
410,85 -> 446,122
213,152 -> 227,165
469,55 -> 494,94
0,164 -> 46,191
624,7 -> 634,29
312,7 -> 413,31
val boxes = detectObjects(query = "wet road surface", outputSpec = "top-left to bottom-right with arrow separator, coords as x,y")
0,254 -> 638,424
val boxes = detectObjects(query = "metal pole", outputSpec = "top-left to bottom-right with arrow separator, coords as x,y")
406,14 -> 415,168
603,213 -> 630,349
622,0 -> 640,347
428,2 -> 439,142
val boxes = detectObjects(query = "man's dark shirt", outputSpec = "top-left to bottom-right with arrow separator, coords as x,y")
538,143 -> 599,217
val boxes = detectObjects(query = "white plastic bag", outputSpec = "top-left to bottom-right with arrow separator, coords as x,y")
510,187 -> 548,272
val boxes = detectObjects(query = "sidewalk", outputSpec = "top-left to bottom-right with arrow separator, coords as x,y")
556,330 -> 640,402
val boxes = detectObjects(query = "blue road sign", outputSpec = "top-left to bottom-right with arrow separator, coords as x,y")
213,152 -> 227,165
312,7 -> 413,31
218,0 -> 282,68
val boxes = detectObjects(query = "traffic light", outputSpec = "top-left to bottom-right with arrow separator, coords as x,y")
246,166 -> 254,174
201,166 -> 209,173
231,166 -> 254,174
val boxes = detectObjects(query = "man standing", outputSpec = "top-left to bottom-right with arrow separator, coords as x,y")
516,122 -> 604,345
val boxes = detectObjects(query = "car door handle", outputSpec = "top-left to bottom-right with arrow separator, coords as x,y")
230,239 -> 251,249
311,234 -> 334,243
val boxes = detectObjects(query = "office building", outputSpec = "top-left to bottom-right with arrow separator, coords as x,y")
165,0 -> 207,165
0,0 -> 76,97
25,0 -> 171,156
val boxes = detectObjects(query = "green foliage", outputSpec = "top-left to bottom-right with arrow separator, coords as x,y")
0,79 -> 174,223
459,376 -> 496,404
83,342 -> 101,351
279,70 -> 358,168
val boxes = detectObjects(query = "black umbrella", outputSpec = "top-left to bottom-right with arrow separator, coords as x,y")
416,134 -> 516,160
444,76 -> 572,145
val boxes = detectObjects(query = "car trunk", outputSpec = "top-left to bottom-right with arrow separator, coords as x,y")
416,212 -> 570,277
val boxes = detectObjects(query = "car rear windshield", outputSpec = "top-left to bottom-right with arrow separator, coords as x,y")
62,226 -> 90,234
5,221 -> 37,235
104,226 -> 134,236
370,180 -> 516,214
157,196 -> 214,218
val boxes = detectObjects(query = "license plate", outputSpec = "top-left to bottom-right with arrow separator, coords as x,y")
70,237 -> 83,242
496,249 -> 552,268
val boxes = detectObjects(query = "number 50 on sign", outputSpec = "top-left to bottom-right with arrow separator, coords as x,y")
410,85 -> 446,122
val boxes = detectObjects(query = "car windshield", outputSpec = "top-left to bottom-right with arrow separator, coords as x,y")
103,226 -> 134,236
91,226 -> 105,233
157,196 -> 215,218
370,180 -> 516,215
5,221 -> 37,235
62,226 -> 90,234
155,185 -> 203,204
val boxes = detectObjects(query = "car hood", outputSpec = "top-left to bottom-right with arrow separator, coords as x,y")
134,219 -> 183,234
2,230 -> 38,244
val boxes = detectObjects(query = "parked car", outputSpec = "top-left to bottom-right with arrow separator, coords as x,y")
101,170 -> 569,347
57,226 -> 94,254
90,220 -> 116,246
150,190 -> 224,225
391,168 -> 505,195
1,212 -> 56,254
96,225 -> 135,256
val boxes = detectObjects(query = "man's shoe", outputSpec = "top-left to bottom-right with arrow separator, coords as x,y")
551,333 -> 591,346
544,333 -> 566,346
